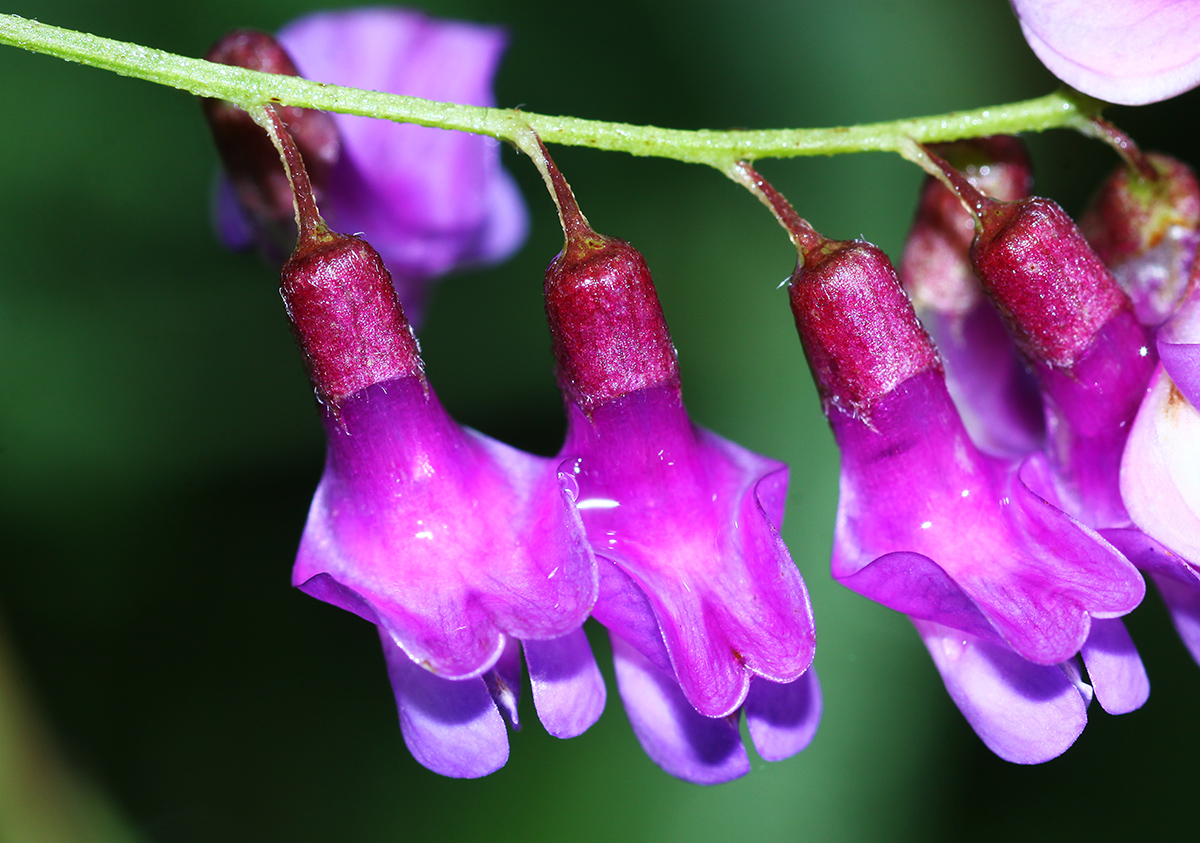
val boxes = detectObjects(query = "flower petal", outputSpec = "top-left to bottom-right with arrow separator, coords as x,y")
1120,365 -> 1200,564
1159,283 -> 1200,406
523,628 -> 606,739
278,8 -> 529,313
211,173 -> 256,252
914,619 -> 1088,764
1011,0 -> 1200,105
833,372 -> 1144,666
1079,618 -> 1149,714
610,634 -> 749,785
380,630 -> 508,778
576,387 -> 815,717
294,378 -> 597,679
744,669 -> 822,762
1153,572 -> 1200,664
838,550 -> 1006,647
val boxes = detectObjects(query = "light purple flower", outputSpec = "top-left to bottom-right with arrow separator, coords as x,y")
210,8 -> 528,324
900,136 -> 1044,459
281,208 -> 600,777
1010,0 -> 1200,105
786,215 -> 1145,763
540,161 -> 818,783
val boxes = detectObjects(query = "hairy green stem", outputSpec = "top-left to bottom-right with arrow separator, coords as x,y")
0,13 -> 1107,169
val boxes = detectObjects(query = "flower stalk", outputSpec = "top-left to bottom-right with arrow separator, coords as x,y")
0,13 -> 1107,170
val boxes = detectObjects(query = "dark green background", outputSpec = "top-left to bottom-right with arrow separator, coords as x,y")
1,1 -> 1197,840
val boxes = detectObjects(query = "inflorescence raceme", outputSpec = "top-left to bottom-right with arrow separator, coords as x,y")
9,5 -> 1200,784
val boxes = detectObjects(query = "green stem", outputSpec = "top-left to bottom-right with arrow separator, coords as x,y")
0,13 -> 1107,169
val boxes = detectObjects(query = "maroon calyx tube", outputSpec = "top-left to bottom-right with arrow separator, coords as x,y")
269,108 -> 422,408
734,163 -> 939,420
925,149 -> 1131,369
540,149 -> 679,416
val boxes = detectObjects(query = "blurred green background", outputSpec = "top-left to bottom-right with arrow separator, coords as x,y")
1,1 -> 1198,840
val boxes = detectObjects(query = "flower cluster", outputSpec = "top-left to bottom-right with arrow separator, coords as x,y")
202,5 -> 1200,780
206,10 -> 819,784
735,130 -> 1200,762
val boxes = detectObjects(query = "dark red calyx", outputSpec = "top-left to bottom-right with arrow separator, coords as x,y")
545,232 -> 680,416
789,239 -> 940,419
281,230 -> 424,406
202,31 -> 340,246
902,136 -> 1033,314
1079,152 -> 1200,266
971,196 -> 1129,368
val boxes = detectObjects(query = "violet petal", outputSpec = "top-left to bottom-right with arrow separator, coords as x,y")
1079,618 -> 1149,714
1159,283 -> 1200,406
278,9 -> 528,295
744,669 -> 822,762
523,628 -> 606,739
1152,572 -> 1200,664
380,630 -> 509,778
610,634 -> 749,785
915,619 -> 1088,764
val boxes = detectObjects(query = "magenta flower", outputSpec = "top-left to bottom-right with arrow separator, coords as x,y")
540,157 -> 818,783
209,8 -> 528,324
900,136 -> 1044,458
275,150 -> 600,776
760,157 -> 1146,760
1010,0 -> 1200,104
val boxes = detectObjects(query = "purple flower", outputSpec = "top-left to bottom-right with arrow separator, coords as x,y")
930,156 -> 1158,528
208,8 -> 528,325
900,136 -> 1044,458
539,157 -> 818,783
1010,0 -> 1200,105
783,204 -> 1145,762
279,190 -> 600,776
1080,153 -> 1200,326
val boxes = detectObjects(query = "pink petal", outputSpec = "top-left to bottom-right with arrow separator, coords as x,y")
1011,0 -> 1200,104
1120,365 -> 1200,564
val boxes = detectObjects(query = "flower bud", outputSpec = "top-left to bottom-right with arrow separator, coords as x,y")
1080,153 -> 1200,325
280,228 -> 424,407
928,149 -> 1157,527
900,136 -> 1042,457
202,30 -> 339,255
